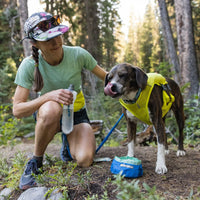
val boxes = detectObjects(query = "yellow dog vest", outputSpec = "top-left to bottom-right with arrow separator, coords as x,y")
119,73 -> 175,125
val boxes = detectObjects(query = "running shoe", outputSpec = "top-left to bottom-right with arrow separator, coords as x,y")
60,133 -> 73,162
19,158 -> 42,190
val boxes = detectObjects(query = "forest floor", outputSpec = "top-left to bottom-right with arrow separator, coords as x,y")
0,137 -> 200,200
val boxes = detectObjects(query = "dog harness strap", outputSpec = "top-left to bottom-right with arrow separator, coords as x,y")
123,88 -> 142,104
120,85 -> 151,124
162,88 -> 175,117
119,73 -> 175,125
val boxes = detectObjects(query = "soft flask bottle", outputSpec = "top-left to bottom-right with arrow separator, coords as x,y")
62,84 -> 77,134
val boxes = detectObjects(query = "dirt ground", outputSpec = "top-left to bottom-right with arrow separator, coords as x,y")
0,139 -> 200,200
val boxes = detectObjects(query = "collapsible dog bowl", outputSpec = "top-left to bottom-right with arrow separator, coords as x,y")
110,156 -> 143,178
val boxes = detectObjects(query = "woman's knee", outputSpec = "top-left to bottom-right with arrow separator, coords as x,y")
76,150 -> 94,167
37,101 -> 62,125
68,123 -> 96,167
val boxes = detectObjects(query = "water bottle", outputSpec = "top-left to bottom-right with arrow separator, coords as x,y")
62,84 -> 77,134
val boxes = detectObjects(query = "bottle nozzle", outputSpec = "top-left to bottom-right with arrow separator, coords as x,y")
68,84 -> 74,91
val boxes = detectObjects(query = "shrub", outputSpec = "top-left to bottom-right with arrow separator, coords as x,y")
0,105 -> 18,146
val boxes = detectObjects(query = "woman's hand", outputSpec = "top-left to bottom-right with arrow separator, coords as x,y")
45,89 -> 73,105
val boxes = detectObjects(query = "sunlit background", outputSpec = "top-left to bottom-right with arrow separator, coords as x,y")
28,0 -> 154,36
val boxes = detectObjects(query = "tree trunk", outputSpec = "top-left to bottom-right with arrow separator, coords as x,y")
17,0 -> 31,57
81,0 -> 101,98
17,0 -> 38,99
84,0 -> 101,63
158,0 -> 181,84
174,0 -> 199,98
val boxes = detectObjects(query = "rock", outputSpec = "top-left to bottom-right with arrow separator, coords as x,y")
47,188 -> 63,200
0,188 -> 13,200
18,187 -> 48,200
17,187 -> 63,200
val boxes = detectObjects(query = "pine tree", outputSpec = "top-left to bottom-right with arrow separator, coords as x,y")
0,0 -> 23,104
124,13 -> 139,66
138,3 -> 158,72
98,0 -> 121,70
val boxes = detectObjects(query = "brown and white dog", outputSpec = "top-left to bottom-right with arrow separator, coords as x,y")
104,63 -> 185,174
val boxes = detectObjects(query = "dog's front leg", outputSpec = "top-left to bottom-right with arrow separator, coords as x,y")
156,141 -> 167,174
125,110 -> 137,157
153,122 -> 168,174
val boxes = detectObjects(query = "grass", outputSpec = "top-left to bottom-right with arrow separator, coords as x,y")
1,151 -> 200,199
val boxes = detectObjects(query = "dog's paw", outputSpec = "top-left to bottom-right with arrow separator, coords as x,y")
127,153 -> 134,157
165,150 -> 170,155
127,141 -> 134,157
176,150 -> 186,157
155,164 -> 168,174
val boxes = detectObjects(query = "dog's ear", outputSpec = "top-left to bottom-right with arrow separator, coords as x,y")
104,73 -> 109,86
135,67 -> 148,89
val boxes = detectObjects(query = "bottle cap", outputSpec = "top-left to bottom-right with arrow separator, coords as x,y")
68,84 -> 74,91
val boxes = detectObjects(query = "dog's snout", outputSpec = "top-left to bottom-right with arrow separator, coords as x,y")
104,82 -> 118,97
111,83 -> 117,93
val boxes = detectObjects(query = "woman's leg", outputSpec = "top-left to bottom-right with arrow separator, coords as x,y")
67,123 -> 96,167
19,101 -> 62,190
34,101 -> 62,156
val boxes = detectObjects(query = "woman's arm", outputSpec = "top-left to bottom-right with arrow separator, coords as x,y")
91,65 -> 107,81
13,85 -> 73,118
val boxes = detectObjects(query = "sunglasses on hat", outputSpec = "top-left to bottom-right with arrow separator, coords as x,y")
28,15 -> 61,38
37,15 -> 61,31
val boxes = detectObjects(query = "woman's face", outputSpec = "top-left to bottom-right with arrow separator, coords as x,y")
34,35 -> 63,56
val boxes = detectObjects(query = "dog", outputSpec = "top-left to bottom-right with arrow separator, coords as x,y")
104,63 -> 185,174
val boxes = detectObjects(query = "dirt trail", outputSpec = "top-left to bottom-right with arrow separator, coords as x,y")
0,140 -> 200,199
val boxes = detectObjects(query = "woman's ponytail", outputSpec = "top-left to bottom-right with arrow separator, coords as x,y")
32,46 -> 43,92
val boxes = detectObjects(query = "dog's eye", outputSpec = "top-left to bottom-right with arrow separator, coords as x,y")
107,74 -> 113,81
118,72 -> 128,78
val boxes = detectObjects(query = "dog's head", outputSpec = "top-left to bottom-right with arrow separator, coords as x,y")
104,63 -> 148,100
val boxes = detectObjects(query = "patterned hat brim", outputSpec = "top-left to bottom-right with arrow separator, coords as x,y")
32,25 -> 69,41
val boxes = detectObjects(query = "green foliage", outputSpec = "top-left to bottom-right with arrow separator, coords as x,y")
0,1 -> 23,105
35,156 -> 77,187
87,89 -> 127,145
42,0 -> 121,68
112,174 -> 199,199
0,105 -> 18,146
155,62 -> 174,78
0,157 -> 10,179
1,152 -> 199,199
87,85 -> 126,127
86,178 -> 111,200
192,0 -> 200,69
124,17 -> 138,65
0,58 -> 17,103
139,3 -> 155,72
99,0 -> 121,69
165,96 -> 200,145
15,116 -> 35,137
112,174 -> 164,200
124,1 -> 169,74
2,152 -> 27,189
0,1 -> 23,68
0,105 -> 35,146
183,96 -> 200,144
34,154 -> 94,198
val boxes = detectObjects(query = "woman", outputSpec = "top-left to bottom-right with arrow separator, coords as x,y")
13,12 -> 107,190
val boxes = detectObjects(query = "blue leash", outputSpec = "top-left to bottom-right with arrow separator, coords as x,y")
95,113 -> 124,154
